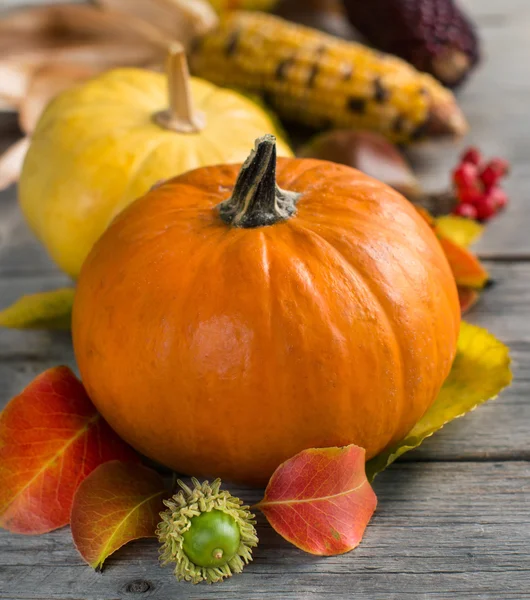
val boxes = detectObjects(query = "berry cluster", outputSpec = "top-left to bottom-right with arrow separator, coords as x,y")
451,147 -> 510,222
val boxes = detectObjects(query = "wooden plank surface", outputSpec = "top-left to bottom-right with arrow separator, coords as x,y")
1,0 -> 530,598
1,462 -> 529,600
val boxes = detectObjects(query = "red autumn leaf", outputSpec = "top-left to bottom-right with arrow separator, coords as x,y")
0,367 -> 138,534
255,445 -> 377,556
71,460 -> 167,570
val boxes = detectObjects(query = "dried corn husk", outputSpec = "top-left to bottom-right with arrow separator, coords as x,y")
94,0 -> 218,45
0,2 -> 175,190
0,138 -> 30,191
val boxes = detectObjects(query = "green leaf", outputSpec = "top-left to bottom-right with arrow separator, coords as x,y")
0,288 -> 75,330
366,322 -> 512,481
435,215 -> 484,248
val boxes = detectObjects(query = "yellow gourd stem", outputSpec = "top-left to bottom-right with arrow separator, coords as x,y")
154,45 -> 206,133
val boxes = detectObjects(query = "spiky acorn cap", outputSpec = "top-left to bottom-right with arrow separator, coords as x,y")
157,478 -> 258,584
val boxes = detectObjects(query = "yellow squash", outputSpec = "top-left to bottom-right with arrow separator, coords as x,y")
19,47 -> 292,278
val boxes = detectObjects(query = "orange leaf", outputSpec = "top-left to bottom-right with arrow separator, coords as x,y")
458,286 -> 480,313
437,236 -> 489,289
0,367 -> 138,534
255,445 -> 377,556
71,461 -> 166,570
416,206 -> 488,289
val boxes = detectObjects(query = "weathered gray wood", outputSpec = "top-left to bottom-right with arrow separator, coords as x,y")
0,189 -> 59,276
0,462 -> 528,600
1,1 -> 530,598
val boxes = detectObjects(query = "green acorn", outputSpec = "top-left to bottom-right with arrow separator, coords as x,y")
157,478 -> 258,584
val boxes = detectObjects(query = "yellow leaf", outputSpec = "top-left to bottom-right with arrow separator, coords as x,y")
366,322 -> 512,481
0,288 -> 74,330
435,215 -> 484,248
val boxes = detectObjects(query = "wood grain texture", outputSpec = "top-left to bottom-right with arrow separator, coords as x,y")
1,266 -> 528,597
0,462 -> 529,600
1,0 -> 530,598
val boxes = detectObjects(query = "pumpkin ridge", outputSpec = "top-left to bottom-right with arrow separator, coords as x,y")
36,103 -> 145,139
275,228 -> 350,364
422,252 -> 460,382
309,187 -> 411,226
195,84 -> 226,113
277,159 -> 375,197
257,230 -> 274,337
276,158 -> 327,190
295,223 -> 408,450
312,221 -> 458,430
306,213 -> 458,436
91,69 -> 165,110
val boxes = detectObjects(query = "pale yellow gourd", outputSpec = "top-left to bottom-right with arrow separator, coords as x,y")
19,47 -> 292,278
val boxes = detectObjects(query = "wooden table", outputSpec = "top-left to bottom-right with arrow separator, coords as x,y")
1,1 -> 529,598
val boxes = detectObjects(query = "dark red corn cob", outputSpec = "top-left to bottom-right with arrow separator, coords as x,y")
342,0 -> 480,88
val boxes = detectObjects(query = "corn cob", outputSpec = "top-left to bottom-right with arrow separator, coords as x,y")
342,0 -> 480,88
189,11 -> 467,143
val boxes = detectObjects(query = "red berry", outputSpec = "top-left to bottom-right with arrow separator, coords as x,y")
489,157 -> 510,177
487,187 -> 509,210
453,203 -> 478,219
457,185 -> 483,206
475,195 -> 498,222
480,158 -> 511,189
453,163 -> 479,189
461,146 -> 482,166
480,164 -> 501,190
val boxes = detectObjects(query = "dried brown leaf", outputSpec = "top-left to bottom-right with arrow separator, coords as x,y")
20,63 -> 100,134
0,4 -> 166,57
95,0 -> 218,47
0,61 -> 35,108
0,137 -> 29,192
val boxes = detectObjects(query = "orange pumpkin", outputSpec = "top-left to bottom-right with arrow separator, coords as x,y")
73,135 -> 460,485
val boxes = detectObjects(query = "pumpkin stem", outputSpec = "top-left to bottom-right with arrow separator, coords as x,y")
154,44 -> 205,134
218,135 -> 300,228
